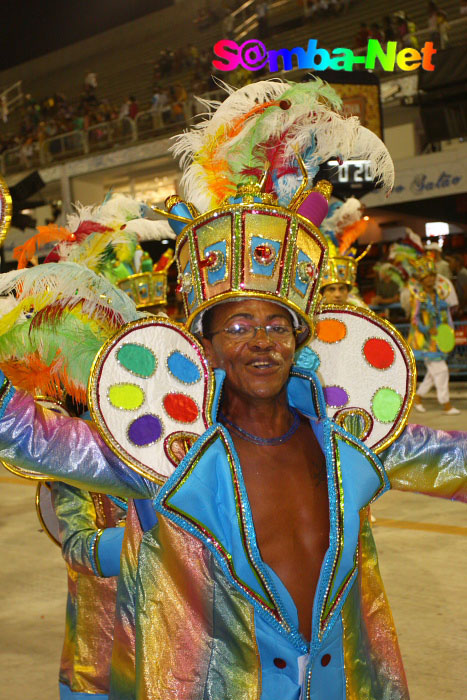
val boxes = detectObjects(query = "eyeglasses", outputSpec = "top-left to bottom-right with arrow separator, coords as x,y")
209,322 -> 300,343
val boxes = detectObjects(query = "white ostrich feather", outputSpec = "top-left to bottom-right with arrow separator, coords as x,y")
124,218 -> 175,241
0,263 -> 142,323
171,78 -> 394,212
66,193 -> 150,232
0,295 -> 18,316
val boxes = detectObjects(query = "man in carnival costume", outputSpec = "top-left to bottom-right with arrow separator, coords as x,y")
0,80 -> 465,700
408,256 -> 460,416
319,198 -> 370,308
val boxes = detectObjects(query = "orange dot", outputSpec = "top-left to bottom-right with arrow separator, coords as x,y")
316,318 -> 347,344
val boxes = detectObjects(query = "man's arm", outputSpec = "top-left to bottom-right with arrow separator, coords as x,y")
380,423 -> 467,502
0,373 -> 156,499
50,482 -> 125,578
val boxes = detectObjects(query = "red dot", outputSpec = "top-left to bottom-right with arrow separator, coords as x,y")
273,657 -> 287,668
163,393 -> 199,423
321,653 -> 331,667
363,338 -> 395,369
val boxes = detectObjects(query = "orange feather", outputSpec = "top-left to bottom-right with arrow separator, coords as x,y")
13,224 -> 74,269
339,219 -> 368,255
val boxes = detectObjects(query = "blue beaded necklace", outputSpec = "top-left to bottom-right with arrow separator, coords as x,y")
218,407 -> 301,446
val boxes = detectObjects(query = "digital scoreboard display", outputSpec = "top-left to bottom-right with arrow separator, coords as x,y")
327,160 -> 374,185
319,159 -> 376,199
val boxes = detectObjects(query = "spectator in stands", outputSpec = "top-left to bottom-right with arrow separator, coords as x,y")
161,88 -> 175,125
354,22 -> 370,49
187,43 -> 199,67
118,99 -> 129,120
128,96 -> 139,120
171,84 -> 187,123
151,87 -> 164,112
382,15 -> 396,43
84,71 -> 98,93
303,0 -> 320,19
369,23 -> 384,42
394,11 -> 419,49
256,0 -> 269,38
372,264 -> 401,306
446,253 -> 467,315
461,0 -> 467,17
428,2 -> 449,48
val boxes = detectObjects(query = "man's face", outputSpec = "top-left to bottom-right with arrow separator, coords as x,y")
421,273 -> 437,292
321,283 -> 349,304
201,299 -> 296,402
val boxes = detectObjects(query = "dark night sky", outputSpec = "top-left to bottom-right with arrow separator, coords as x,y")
1,0 -> 172,70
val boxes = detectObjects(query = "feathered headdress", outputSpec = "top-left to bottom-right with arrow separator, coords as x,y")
172,79 -> 394,211
14,193 -> 175,275
0,262 -> 143,404
150,78 -> 395,342
321,197 -> 368,256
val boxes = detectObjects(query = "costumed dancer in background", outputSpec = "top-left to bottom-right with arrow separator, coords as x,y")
0,80 -> 465,700
0,276 -> 133,700
408,256 -> 460,415
50,478 -> 127,700
319,198 -> 370,308
0,196 -> 174,700
389,229 -> 458,316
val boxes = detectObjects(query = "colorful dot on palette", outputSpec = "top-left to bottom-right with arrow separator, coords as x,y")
372,388 -> 402,423
128,414 -> 163,446
167,351 -> 201,384
363,338 -> 395,369
316,318 -> 347,344
163,393 -> 199,423
117,343 -> 156,378
109,384 -> 145,411
323,385 -> 349,408
435,323 -> 455,353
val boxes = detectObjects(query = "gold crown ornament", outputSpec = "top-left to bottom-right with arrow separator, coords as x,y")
117,269 -> 169,309
411,256 -> 436,281
320,255 -> 357,288
151,80 -> 395,344
157,171 -> 332,346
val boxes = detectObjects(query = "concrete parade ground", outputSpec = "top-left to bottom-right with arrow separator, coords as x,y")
0,389 -> 466,700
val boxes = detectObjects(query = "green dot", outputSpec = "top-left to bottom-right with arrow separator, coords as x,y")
109,384 -> 145,411
436,324 -> 455,353
117,344 -> 156,378
372,388 -> 403,423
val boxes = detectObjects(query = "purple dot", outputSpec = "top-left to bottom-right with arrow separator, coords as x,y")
323,386 -> 349,408
128,414 -> 163,446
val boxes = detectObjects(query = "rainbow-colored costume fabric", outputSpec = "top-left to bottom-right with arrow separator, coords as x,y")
408,291 -> 453,361
51,483 -> 127,699
0,368 -> 465,699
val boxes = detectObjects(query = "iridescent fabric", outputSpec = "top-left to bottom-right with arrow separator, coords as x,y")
0,369 -> 465,699
109,500 -> 143,700
51,483 -> 127,696
381,422 -> 467,501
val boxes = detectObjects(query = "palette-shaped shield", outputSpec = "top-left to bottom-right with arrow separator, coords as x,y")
309,305 -> 416,453
89,317 -> 214,484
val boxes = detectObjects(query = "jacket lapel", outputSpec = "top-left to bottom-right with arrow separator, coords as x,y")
311,419 -> 389,645
156,423 -> 306,644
